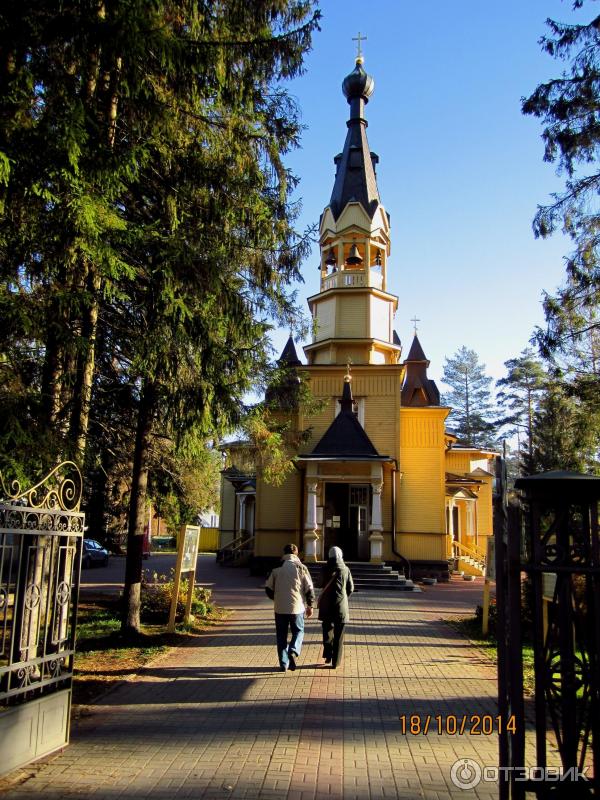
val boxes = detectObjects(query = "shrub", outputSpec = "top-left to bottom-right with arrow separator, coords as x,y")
475,598 -> 498,637
140,570 -> 213,623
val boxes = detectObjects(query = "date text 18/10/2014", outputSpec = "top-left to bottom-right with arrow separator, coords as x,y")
399,714 -> 516,736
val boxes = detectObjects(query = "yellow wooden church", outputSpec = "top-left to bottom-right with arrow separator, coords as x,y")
219,55 -> 496,581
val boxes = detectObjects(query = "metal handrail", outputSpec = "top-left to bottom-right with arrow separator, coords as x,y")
217,534 -> 255,565
453,539 -> 486,566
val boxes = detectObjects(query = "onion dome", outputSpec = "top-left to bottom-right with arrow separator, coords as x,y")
342,60 -> 375,103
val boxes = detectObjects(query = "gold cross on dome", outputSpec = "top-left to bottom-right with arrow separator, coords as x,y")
411,316 -> 420,334
352,32 -> 367,62
345,358 -> 353,381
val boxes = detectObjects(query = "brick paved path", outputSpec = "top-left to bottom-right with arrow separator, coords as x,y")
2,559 -> 502,800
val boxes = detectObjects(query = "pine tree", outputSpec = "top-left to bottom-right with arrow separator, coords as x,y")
496,349 -> 547,474
442,346 -> 495,448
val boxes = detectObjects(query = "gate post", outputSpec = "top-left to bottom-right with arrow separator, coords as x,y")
503,471 -> 600,798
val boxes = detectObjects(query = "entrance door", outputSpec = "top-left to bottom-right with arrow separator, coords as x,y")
355,505 -> 369,560
323,483 -> 370,561
349,485 -> 370,561
452,506 -> 460,541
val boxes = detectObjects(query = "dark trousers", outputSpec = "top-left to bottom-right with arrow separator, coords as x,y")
321,620 -> 345,668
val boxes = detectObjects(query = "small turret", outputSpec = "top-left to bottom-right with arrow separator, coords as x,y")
401,334 -> 441,407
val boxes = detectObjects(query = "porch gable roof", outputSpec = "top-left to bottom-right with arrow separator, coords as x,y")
301,406 -> 386,460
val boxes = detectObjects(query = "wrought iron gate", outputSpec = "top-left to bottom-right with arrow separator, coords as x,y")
0,462 -> 84,775
496,465 -> 600,798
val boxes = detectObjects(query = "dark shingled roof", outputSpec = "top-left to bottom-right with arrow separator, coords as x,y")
405,334 -> 428,362
329,61 -> 381,221
265,335 -> 301,410
307,378 -> 381,459
278,335 -> 302,367
401,334 -> 441,407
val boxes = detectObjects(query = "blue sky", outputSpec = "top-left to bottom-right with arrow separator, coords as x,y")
274,0 -> 585,388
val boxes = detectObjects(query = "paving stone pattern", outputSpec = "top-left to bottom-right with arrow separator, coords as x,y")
2,562 -> 509,800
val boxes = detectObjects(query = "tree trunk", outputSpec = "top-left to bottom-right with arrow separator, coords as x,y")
121,379 -> 156,635
41,319 -> 63,431
70,268 -> 102,463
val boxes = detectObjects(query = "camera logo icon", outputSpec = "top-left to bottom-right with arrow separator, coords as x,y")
450,758 -> 482,789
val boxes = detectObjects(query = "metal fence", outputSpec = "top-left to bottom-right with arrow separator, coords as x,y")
496,466 -> 600,799
0,462 -> 84,774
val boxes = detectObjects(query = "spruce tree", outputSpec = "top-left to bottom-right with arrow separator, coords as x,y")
531,383 -> 600,474
0,1 -> 321,633
442,346 -> 495,448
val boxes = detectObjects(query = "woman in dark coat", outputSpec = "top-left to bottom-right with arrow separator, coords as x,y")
318,546 -> 354,668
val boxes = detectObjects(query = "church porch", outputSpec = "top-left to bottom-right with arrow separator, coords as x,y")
297,458 -> 394,563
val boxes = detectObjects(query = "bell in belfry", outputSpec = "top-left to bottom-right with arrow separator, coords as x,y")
346,244 -> 363,265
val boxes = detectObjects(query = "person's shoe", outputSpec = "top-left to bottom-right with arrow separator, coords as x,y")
288,653 -> 297,671
279,664 -> 288,672
324,656 -> 332,664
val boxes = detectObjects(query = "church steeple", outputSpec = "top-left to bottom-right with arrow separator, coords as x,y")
304,51 -> 401,368
329,58 -> 380,220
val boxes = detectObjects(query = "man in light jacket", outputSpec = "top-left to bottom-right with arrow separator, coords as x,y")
265,543 -> 315,671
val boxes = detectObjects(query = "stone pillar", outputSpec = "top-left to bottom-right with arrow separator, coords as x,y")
304,480 -> 319,563
447,500 -> 455,559
238,494 -> 246,536
369,480 -> 384,563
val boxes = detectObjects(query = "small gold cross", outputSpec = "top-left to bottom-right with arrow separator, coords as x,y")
411,316 -> 420,334
352,32 -> 367,63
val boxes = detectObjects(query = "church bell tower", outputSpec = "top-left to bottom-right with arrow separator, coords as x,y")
304,54 -> 402,367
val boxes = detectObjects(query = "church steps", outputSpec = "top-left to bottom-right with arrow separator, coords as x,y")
306,561 -> 421,592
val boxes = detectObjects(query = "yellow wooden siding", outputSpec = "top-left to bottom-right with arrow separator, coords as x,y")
381,477 -> 392,531
257,471 -> 300,530
336,202 -> 373,232
313,347 -> 335,365
445,452 -> 471,474
397,449 -> 446,532
476,476 -> 493,535
307,371 -> 399,398
199,528 -> 220,552
302,397 -> 337,451
398,408 -> 447,536
336,295 -> 367,338
365,396 -> 398,459
219,481 -> 237,540
395,532 -> 447,561
370,295 -> 390,341
255,530 -> 301,557
314,297 -> 335,341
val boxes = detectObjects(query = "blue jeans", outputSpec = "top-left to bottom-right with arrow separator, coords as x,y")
275,613 -> 304,668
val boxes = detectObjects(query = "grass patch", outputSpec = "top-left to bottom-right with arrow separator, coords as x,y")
446,615 -> 536,695
73,597 -> 229,708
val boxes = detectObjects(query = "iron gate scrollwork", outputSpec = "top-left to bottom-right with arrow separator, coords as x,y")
497,467 -> 600,799
0,462 -> 84,774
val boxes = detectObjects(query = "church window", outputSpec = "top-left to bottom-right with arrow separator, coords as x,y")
349,486 -> 368,506
335,397 -> 365,426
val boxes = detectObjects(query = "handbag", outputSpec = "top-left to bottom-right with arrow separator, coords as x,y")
317,574 -> 337,609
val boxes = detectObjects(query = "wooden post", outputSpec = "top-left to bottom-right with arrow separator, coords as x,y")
168,537 -> 185,633
482,535 -> 495,635
184,577 -> 195,625
482,578 -> 491,635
